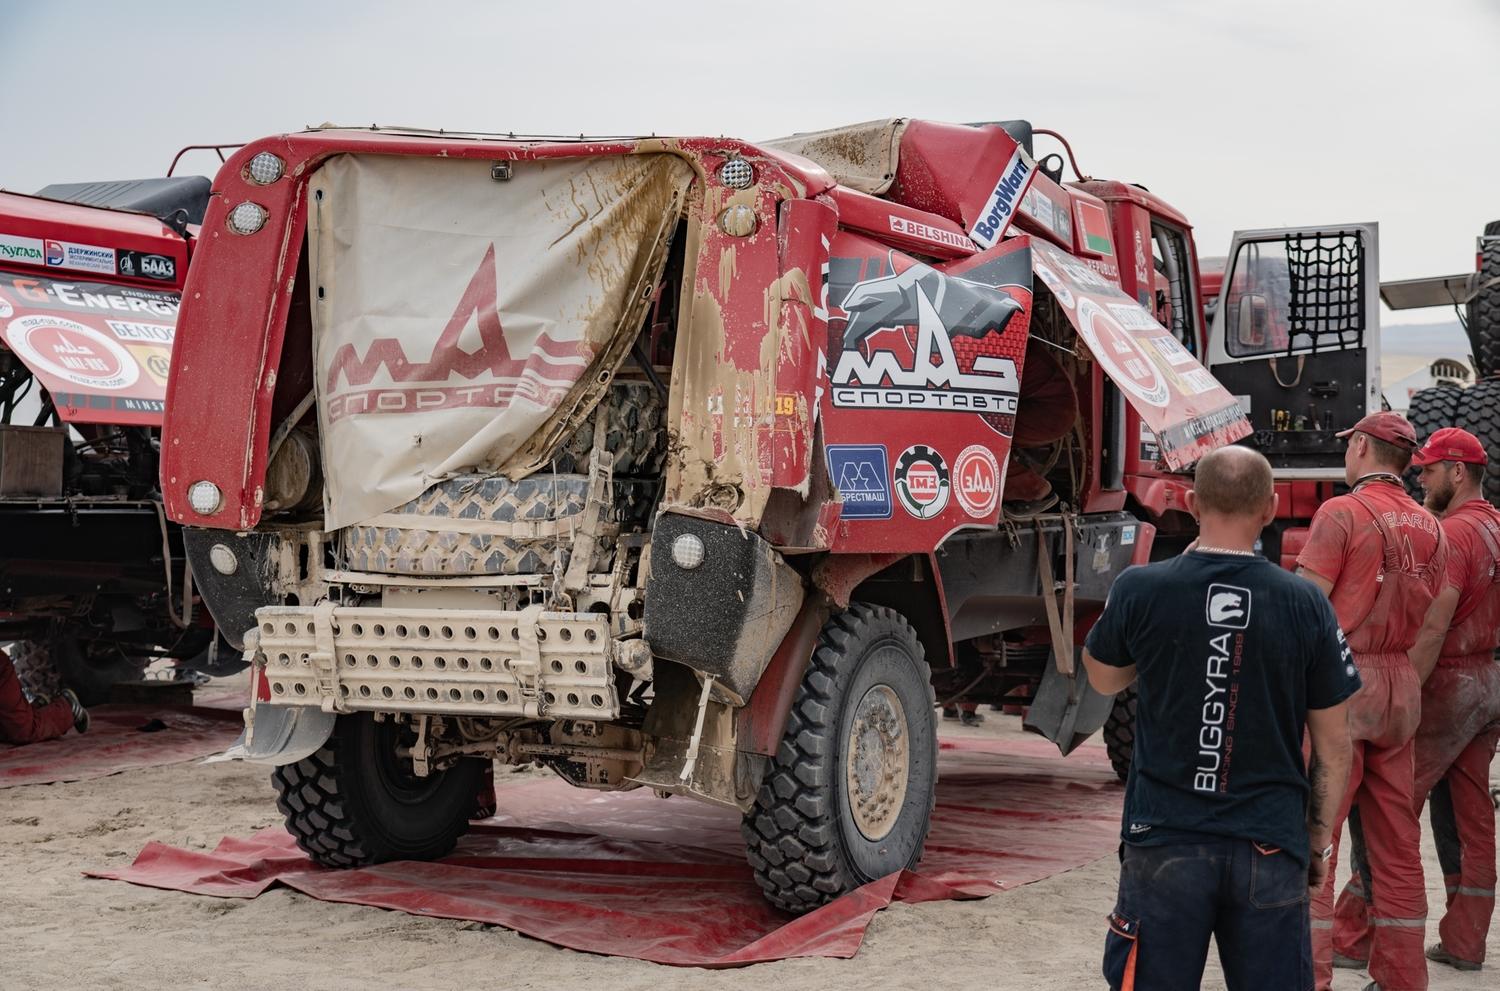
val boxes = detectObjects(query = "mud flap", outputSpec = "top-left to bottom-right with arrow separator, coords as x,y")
1023,648 -> 1114,755
207,703 -> 337,766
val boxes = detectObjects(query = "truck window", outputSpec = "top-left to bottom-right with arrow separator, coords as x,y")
1150,222 -> 1197,355
1223,231 -> 1365,358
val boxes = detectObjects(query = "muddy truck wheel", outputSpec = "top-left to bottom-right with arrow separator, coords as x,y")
1456,377 -> 1500,507
742,603 -> 938,914
9,636 -> 147,707
1102,686 -> 1136,784
1469,220 -> 1500,378
272,713 -> 486,867
1404,383 -> 1463,499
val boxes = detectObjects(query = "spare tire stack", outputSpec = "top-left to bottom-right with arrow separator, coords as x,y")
1404,383 -> 1464,500
1467,220 -> 1500,380
1405,220 -> 1500,507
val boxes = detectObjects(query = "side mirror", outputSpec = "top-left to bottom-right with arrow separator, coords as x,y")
1236,293 -> 1268,349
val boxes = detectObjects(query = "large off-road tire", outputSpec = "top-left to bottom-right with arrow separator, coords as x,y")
1102,686 -> 1136,784
1468,220 -> 1500,378
551,380 -> 666,477
272,712 -> 486,868
9,636 -> 148,707
1404,383 -> 1464,499
741,603 -> 938,914
1456,377 -> 1500,507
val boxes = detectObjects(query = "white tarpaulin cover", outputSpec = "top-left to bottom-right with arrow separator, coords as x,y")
309,153 -> 691,529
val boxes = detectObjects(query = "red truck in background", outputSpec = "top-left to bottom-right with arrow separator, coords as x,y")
157,118 -> 1375,913
0,178 -> 237,702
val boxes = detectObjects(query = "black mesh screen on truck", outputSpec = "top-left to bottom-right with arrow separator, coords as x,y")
1285,230 -> 1365,354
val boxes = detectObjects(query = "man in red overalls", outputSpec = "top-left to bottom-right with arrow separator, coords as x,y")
1298,412 -> 1457,991
0,646 -> 87,744
1333,427 -> 1500,973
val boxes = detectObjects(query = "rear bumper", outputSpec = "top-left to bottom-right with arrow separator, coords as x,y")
253,603 -> 620,720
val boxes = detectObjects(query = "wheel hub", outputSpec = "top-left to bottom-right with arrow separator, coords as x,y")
846,684 -> 909,841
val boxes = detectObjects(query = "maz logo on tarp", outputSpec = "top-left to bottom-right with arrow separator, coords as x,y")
323,244 -> 587,422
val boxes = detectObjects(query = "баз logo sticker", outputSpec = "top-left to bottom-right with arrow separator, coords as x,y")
953,444 -> 999,519
1206,583 -> 1251,629
894,444 -> 950,519
825,444 -> 892,520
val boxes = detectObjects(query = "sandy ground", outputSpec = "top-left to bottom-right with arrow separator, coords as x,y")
3,704 -> 1497,990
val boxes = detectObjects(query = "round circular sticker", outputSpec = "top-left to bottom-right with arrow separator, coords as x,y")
954,444 -> 1000,519
0,297 -> 12,319
1075,298 -> 1169,408
4,315 -> 139,391
895,444 -> 951,520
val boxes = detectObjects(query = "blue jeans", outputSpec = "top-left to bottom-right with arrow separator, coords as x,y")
1104,837 -> 1313,990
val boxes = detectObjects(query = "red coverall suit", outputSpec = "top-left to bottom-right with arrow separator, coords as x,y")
1299,476 -> 1448,991
1335,497 -> 1500,967
0,647 -> 74,744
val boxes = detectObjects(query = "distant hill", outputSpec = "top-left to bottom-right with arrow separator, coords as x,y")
1380,319 -> 1470,358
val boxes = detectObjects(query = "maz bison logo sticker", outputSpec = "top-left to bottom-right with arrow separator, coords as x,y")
827,251 -> 1030,437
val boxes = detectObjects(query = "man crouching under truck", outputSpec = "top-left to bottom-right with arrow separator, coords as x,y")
1081,446 -> 1356,991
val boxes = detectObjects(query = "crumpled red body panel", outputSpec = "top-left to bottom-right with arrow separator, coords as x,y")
0,704 -> 243,788
92,734 -> 1123,966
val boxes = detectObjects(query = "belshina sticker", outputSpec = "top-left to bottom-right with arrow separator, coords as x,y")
969,146 -> 1036,249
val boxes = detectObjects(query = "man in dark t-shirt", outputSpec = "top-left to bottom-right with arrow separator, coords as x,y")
1083,446 -> 1359,991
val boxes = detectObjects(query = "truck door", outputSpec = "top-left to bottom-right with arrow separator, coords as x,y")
1206,223 -> 1380,479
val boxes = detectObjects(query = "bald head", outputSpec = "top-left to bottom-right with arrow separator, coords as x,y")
1193,446 -> 1274,518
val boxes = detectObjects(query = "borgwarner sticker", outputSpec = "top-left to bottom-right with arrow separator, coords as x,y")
5,315 -> 141,390
826,444 -> 892,520
969,147 -> 1035,249
894,444 -> 951,519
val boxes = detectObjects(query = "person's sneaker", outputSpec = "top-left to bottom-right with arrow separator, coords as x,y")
60,688 -> 89,733
959,709 -> 985,727
1332,954 -> 1367,969
1426,942 -> 1482,971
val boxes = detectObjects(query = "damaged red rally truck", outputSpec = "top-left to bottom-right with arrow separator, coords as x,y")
163,119 -> 1274,913
1,179 -> 239,702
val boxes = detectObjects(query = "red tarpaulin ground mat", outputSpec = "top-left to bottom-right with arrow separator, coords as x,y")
92,732 -> 1124,966
0,704 -> 243,788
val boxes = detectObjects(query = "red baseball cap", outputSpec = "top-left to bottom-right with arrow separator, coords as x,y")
1336,411 -> 1418,450
1411,426 -> 1489,466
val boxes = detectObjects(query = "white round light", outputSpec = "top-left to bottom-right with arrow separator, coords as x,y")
208,543 -> 239,576
671,533 -> 706,570
188,480 -> 223,516
245,152 -> 285,186
227,201 -> 268,236
718,159 -> 754,189
717,205 -> 758,237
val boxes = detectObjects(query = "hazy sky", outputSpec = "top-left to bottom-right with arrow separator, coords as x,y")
3,0 -> 1496,326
